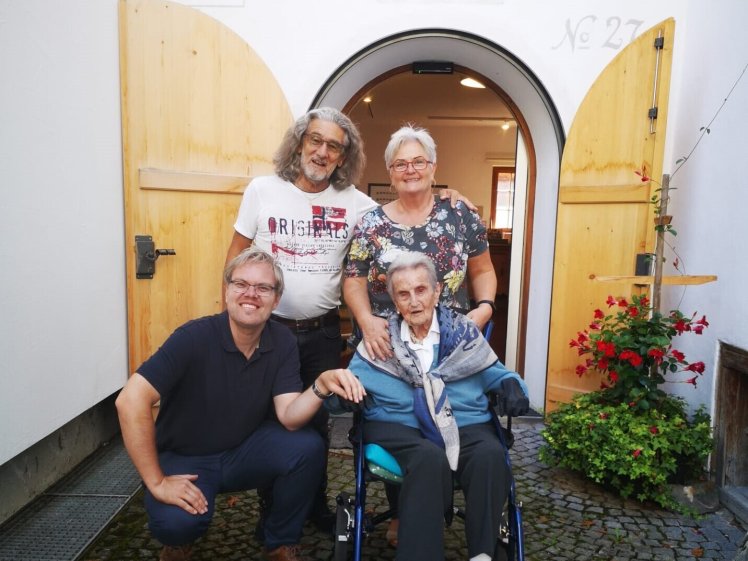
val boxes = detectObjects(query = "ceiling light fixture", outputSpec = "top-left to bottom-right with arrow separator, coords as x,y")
363,96 -> 372,103
460,77 -> 485,89
501,120 -> 511,131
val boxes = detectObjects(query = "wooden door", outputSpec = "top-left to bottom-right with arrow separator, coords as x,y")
119,0 -> 293,370
545,19 -> 675,412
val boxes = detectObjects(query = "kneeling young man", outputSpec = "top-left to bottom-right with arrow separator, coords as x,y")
116,247 -> 365,561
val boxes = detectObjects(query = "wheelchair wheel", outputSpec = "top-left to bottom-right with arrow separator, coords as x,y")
333,492 -> 352,561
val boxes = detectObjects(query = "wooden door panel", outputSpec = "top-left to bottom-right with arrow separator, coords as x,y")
120,0 -> 293,370
546,19 -> 675,413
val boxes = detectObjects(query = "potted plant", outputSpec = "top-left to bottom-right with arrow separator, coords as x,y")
539,294 -> 713,512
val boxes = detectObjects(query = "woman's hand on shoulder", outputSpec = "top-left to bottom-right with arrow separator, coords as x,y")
361,314 -> 392,361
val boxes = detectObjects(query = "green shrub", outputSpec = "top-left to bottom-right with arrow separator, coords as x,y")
539,391 -> 712,512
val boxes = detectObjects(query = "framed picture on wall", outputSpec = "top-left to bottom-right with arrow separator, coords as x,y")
368,183 -> 449,205
367,183 -> 396,205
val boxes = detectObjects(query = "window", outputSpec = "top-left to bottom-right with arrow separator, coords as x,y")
490,166 -> 515,230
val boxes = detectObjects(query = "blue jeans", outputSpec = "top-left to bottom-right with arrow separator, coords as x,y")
145,421 -> 324,549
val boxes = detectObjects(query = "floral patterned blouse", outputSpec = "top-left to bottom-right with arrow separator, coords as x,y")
345,199 -> 488,316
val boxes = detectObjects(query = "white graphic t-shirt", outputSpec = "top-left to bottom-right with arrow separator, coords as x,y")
234,175 -> 378,319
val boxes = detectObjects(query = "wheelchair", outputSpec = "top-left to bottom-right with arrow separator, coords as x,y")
332,394 -> 525,561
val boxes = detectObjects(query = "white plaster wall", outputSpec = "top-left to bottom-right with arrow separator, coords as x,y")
0,0 -> 127,465
659,0 -> 748,410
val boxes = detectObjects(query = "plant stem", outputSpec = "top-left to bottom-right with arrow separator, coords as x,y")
671,61 -> 748,179
652,174 -> 670,313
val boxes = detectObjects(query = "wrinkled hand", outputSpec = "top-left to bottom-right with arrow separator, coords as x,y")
439,188 -> 477,212
499,378 -> 529,417
151,474 -> 208,515
361,314 -> 392,361
317,368 -> 367,404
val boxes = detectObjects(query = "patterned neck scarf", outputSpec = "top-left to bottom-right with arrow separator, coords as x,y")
356,305 -> 498,469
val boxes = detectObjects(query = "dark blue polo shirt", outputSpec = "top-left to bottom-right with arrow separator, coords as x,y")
137,311 -> 301,456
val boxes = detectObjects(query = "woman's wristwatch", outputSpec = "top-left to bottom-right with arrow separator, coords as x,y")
476,299 -> 497,313
312,380 -> 334,399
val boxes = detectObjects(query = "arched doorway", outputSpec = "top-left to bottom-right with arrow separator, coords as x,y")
312,30 -> 564,405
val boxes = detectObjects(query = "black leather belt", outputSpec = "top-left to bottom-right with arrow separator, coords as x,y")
271,309 -> 340,333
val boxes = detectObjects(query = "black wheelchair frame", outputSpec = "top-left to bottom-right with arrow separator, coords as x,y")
332,400 -> 525,561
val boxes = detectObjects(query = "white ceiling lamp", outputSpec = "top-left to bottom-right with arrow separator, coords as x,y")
460,77 -> 485,89
501,120 -> 511,131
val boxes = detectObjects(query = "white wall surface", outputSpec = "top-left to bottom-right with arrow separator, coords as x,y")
0,0 -> 127,465
2,0 -> 746,465
658,0 -> 748,410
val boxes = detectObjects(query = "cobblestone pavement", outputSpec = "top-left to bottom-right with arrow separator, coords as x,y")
79,418 -> 746,561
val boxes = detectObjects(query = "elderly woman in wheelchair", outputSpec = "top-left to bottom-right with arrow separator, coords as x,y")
330,252 -> 529,561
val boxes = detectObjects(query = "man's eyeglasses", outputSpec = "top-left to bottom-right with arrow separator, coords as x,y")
228,280 -> 276,297
303,133 -> 345,157
389,158 -> 433,173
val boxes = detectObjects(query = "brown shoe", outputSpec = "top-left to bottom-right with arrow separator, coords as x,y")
159,544 -> 193,561
265,544 -> 307,561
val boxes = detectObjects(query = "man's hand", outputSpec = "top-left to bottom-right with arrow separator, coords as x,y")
360,314 -> 392,360
439,188 -> 477,212
316,368 -> 366,404
151,474 -> 208,515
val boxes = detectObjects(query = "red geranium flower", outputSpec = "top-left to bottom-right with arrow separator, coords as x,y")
647,348 -> 665,364
596,340 -> 617,357
609,371 -> 619,382
594,309 -> 605,319
634,170 -> 650,182
649,426 -> 659,434
627,306 -> 639,317
617,298 -> 628,308
686,361 -> 705,374
632,449 -> 642,458
671,349 -> 686,362
619,350 -> 643,367
685,376 -> 698,386
606,295 -> 617,307
576,365 -> 587,377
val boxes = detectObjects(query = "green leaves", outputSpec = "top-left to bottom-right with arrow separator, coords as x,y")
571,294 -> 708,412
540,393 -> 713,513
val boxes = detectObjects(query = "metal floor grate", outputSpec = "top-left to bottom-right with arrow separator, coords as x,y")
0,437 -> 140,561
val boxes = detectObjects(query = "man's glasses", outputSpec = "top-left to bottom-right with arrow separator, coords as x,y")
303,133 -> 345,157
389,158 -> 433,173
228,280 -> 276,297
